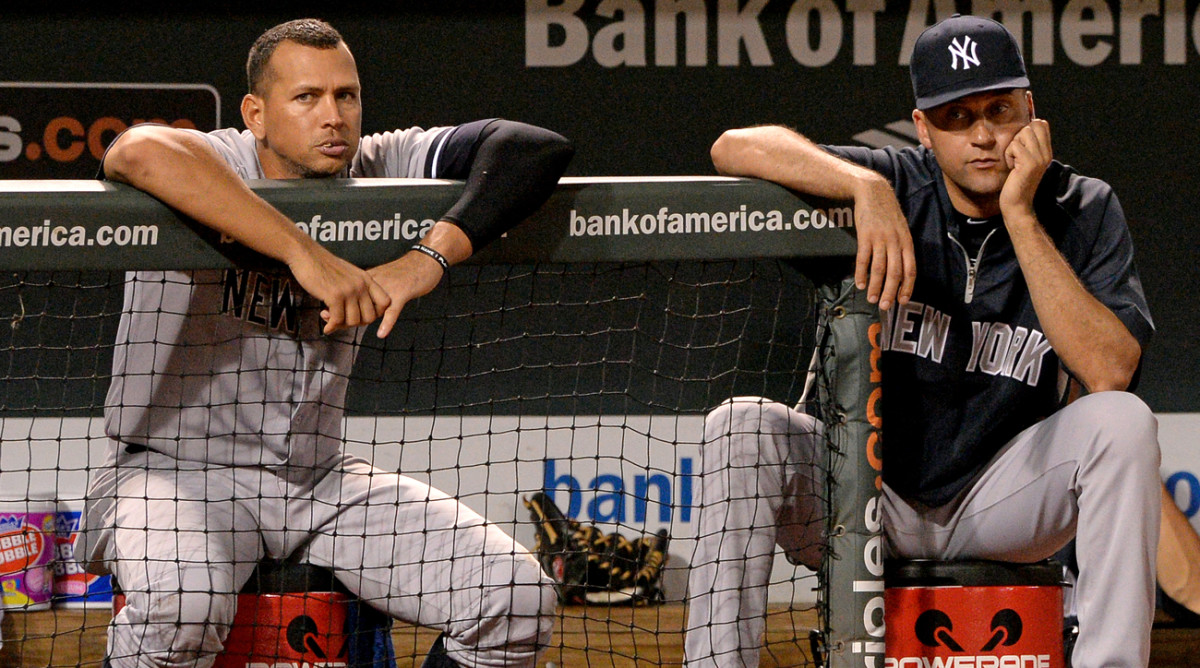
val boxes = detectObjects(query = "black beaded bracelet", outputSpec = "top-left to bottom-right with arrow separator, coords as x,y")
410,243 -> 450,273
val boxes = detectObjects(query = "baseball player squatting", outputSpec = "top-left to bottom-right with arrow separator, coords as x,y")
79,18 -> 573,668
684,15 -> 1158,668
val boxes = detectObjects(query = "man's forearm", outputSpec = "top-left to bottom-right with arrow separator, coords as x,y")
1007,212 -> 1141,392
103,125 -> 318,268
414,222 -> 472,266
710,125 -> 889,201
711,125 -> 917,310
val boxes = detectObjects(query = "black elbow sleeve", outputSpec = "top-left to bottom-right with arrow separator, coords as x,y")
441,120 -> 574,250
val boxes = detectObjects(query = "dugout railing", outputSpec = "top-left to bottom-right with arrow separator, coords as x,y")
0,177 -> 881,668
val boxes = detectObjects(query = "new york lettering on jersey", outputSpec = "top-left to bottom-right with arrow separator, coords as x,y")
880,301 -> 1052,388
221,268 -> 301,335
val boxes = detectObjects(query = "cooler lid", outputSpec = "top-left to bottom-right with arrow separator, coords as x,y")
886,559 -> 1065,588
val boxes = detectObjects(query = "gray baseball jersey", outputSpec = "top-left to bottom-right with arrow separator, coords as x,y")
103,125 -> 464,468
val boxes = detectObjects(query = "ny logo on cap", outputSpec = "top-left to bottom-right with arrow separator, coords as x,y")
948,36 -> 981,70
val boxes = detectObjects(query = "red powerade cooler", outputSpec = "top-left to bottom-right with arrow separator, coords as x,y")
885,560 -> 1066,668
113,560 -> 395,667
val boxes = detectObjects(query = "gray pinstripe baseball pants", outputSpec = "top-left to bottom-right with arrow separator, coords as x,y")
86,451 -> 555,668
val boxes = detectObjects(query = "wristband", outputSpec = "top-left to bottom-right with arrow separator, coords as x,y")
411,243 -> 450,273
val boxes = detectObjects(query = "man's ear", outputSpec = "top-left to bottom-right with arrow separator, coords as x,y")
913,109 -> 932,149
1026,90 -> 1036,120
241,94 -> 266,140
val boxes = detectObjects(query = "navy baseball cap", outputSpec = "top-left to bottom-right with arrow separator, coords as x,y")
910,14 -> 1030,110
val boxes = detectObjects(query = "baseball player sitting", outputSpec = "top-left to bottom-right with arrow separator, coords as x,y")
80,18 -> 572,668
684,15 -> 1158,668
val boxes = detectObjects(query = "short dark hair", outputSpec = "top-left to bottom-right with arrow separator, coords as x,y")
246,18 -> 345,95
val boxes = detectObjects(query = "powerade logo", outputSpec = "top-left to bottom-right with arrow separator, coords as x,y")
0,83 -> 219,179
884,656 -> 1050,667
884,608 -> 1051,667
915,609 -> 1023,654
240,607 -> 352,668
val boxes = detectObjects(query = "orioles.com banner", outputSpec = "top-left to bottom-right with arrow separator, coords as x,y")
0,83 -> 219,180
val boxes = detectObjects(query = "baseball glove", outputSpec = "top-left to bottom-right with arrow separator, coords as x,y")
523,492 -> 669,605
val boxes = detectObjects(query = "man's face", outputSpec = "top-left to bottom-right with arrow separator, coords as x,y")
242,40 -> 362,179
914,89 -> 1034,209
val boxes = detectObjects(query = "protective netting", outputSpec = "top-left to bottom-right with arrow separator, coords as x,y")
0,260 -> 844,667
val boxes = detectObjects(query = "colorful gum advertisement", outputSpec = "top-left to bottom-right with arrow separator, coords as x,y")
54,509 -> 112,607
0,505 -> 56,610
0,82 -> 220,179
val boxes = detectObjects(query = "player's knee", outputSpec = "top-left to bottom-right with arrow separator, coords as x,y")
509,559 -> 557,646
707,396 -> 783,430
703,397 -> 816,467
705,397 -> 777,446
460,555 -> 555,661
508,554 -> 556,625
500,590 -> 556,660
533,575 -> 558,645
140,589 -> 235,662
1073,391 -> 1159,470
